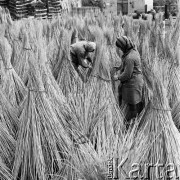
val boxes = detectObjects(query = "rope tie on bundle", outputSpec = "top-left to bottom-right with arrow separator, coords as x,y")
23,47 -> 32,51
0,59 -> 13,70
152,106 -> 171,111
28,88 -> 47,93
14,38 -> 20,42
90,74 -> 112,82
5,67 -> 13,70
23,44 -> 33,51
74,134 -> 89,145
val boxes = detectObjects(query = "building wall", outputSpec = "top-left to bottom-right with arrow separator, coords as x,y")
104,0 -> 117,15
145,0 -> 153,11
117,0 -> 148,14
71,0 -> 82,8
128,0 -> 145,13
77,0 -> 82,7
117,0 -> 128,15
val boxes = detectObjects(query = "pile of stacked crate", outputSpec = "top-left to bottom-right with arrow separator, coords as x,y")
34,0 -> 47,19
0,0 -> 73,19
47,0 -> 63,19
0,0 -> 7,8
8,0 -> 30,19
8,0 -> 47,19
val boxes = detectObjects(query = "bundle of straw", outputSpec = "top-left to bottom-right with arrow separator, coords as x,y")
0,122 -> 15,170
0,88 -> 19,138
55,28 -> 85,96
119,78 -> 180,179
0,156 -> 13,180
13,56 -> 72,180
0,34 -> 27,107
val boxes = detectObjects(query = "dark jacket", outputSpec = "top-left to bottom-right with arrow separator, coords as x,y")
119,49 -> 143,86
118,49 -> 144,104
70,41 -> 92,68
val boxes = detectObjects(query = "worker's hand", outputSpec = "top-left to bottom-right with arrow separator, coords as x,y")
88,63 -> 92,69
84,59 -> 92,69
113,74 -> 119,81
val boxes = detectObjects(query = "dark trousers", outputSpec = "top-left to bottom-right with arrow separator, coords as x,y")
125,102 -> 144,130
126,102 -> 143,121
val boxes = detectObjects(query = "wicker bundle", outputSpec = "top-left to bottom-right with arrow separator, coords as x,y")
12,55 -> 72,180
119,78 -> 180,179
0,88 -> 19,138
0,157 -> 13,180
49,26 -> 70,79
55,28 -> 85,97
0,33 -> 27,107
0,122 -> 16,170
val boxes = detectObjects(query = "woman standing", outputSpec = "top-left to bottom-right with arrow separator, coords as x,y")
113,36 -> 144,128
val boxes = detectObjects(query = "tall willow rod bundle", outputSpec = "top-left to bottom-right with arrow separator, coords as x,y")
105,42 -> 122,105
156,23 -> 166,58
138,20 -> 152,58
162,32 -> 175,60
149,55 -> 180,130
13,56 -> 72,180
170,15 -> 180,50
131,20 -> 141,49
166,65 -> 180,127
122,16 -> 134,37
46,25 -> 63,70
0,7 -> 12,25
67,145 -> 106,180
0,122 -> 16,170
172,102 -> 180,130
0,34 -> 27,107
71,16 -> 88,40
0,156 -> 13,180
56,28 -> 85,97
23,33 -> 106,180
63,15 -> 78,30
13,30 -> 31,83
3,66 -> 27,105
175,34 -> 180,66
41,21 -> 52,46
14,19 -> 45,82
93,85 -> 124,158
50,27 -> 72,79
84,36 -> 124,159
75,24 -> 93,42
68,79 -> 109,139
34,35 -> 88,142
66,78 -> 123,180
0,88 -> 19,138
0,58 -> 5,88
119,78 -> 180,180
0,30 -> 12,69
84,14 -> 98,27
113,14 -> 124,37
4,21 -> 23,67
